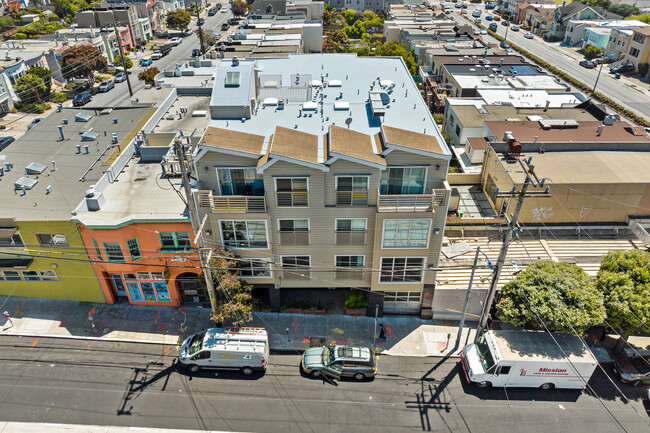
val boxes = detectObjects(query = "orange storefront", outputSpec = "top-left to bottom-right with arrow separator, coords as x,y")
76,221 -> 204,306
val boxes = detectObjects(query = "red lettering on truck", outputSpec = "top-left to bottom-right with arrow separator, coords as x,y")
539,368 -> 567,373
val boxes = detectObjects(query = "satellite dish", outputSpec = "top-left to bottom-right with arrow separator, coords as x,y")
345,117 -> 352,128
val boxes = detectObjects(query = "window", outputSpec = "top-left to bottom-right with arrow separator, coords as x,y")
335,255 -> 364,280
455,125 -> 461,136
633,33 -> 645,43
159,232 -> 191,250
497,365 -> 512,375
380,167 -> 426,195
220,220 -> 268,248
336,176 -> 369,206
2,270 -> 21,281
239,259 -> 272,277
383,219 -> 431,248
335,218 -> 367,246
276,178 -> 308,207
127,238 -> 142,261
39,270 -> 58,281
380,257 -> 425,283
21,270 -> 40,281
92,239 -> 103,261
448,115 -> 455,126
282,255 -> 310,280
278,219 -> 309,246
225,71 -> 240,87
103,242 -> 125,262
217,168 -> 264,196
0,234 -> 24,247
630,47 -> 640,57
37,233 -> 68,246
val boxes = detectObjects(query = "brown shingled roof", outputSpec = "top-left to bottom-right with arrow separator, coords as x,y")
383,125 -> 445,154
468,136 -> 488,150
200,127 -> 265,156
270,126 -> 320,164
329,125 -> 385,166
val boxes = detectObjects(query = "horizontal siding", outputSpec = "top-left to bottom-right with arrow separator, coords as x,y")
326,159 -> 381,206
384,149 -> 449,191
196,151 -> 259,192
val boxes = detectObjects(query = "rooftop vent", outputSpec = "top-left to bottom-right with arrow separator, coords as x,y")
302,101 -> 317,110
25,162 -> 47,175
81,131 -> 98,141
263,97 -> 279,106
334,101 -> 349,110
328,80 -> 342,87
100,108 -> 113,115
14,177 -> 38,190
538,119 -> 579,130
369,91 -> 386,117
75,112 -> 91,122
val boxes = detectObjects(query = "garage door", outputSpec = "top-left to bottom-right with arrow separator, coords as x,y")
383,291 -> 421,315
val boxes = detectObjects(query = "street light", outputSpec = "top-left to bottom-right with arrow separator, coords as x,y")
455,246 -> 493,350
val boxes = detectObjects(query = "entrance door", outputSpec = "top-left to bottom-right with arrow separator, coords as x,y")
110,274 -> 128,300
176,273 -> 209,305
383,291 -> 422,315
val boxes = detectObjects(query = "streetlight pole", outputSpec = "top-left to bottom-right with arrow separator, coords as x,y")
592,61 -> 604,94
455,247 -> 492,350
112,16 -> 134,97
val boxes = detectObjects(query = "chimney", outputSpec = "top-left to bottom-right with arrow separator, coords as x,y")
52,160 -> 57,171
83,145 -> 90,154
57,103 -> 63,112
597,125 -> 605,136
112,133 -> 118,144
46,185 -> 52,194
76,144 -> 81,153
544,100 -> 550,111
58,126 -> 65,141
232,56 -> 239,66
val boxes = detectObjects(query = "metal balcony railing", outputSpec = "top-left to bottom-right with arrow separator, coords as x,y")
336,191 -> 369,206
197,191 -> 266,213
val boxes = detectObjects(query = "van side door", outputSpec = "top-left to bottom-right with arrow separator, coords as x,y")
494,364 -> 514,386
192,350 -> 212,367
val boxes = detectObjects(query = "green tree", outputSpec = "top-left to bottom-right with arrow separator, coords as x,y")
596,250 -> 650,340
343,20 -> 366,39
343,8 -> 357,25
200,29 -> 215,48
138,67 -> 160,85
496,261 -> 606,333
608,4 -> 640,17
626,13 -> 650,24
584,45 -> 603,60
60,44 -> 107,80
329,29 -> 348,44
209,248 -> 254,327
26,66 -> 52,96
379,41 -> 416,75
0,16 -> 15,30
113,54 -> 133,69
166,9 -> 191,29
231,0 -> 248,17
14,74 -> 46,103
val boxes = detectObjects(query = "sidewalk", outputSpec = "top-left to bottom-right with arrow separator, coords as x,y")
0,296 -> 476,357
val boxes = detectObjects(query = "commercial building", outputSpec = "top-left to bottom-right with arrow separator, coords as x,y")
0,106 -> 154,302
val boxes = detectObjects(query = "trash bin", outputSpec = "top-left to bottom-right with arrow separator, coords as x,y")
457,209 -> 464,217
615,73 -> 621,79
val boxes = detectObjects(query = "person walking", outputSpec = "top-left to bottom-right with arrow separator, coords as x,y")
379,323 -> 387,342
3,311 -> 13,327
486,314 -> 493,331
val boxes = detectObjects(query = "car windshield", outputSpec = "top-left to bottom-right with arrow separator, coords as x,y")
322,347 -> 333,364
475,335 -> 496,372
188,331 -> 206,355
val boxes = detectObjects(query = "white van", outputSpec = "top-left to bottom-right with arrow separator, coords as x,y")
179,327 -> 269,375
461,330 -> 598,390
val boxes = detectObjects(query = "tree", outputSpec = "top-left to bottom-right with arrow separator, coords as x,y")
231,0 -> 248,17
113,54 -> 133,70
343,8 -> 356,25
496,261 -> 606,333
166,9 -> 191,29
584,45 -> 603,60
343,20 -> 366,39
0,16 -> 15,30
138,67 -> 160,85
61,44 -> 107,80
596,250 -> 650,339
626,13 -> 650,24
329,29 -> 348,44
379,41 -> 416,75
608,4 -> 640,17
200,29 -> 215,48
14,74 -> 46,103
26,66 -> 52,96
209,248 -> 254,327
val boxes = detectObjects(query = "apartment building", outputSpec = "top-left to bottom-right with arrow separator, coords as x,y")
623,27 -> 650,76
186,54 -> 452,317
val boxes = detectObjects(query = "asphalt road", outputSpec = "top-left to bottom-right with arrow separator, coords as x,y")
89,9 -> 233,108
454,7 -> 650,121
0,335 -> 648,433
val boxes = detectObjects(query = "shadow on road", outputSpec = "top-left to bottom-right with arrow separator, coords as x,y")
117,360 -> 178,415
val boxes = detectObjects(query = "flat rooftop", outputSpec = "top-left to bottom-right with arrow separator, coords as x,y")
73,159 -> 188,227
494,331 -> 595,362
477,89 -> 584,108
151,95 -> 211,135
449,103 -> 596,127
0,106 -> 152,221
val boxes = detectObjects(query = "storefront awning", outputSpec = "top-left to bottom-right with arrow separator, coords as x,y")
0,228 -> 18,237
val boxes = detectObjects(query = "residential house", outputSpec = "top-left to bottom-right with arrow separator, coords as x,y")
605,27 -> 634,61
513,2 -> 557,26
234,17 -> 323,54
544,2 -> 619,41
0,106 -> 154,303
75,6 -> 143,46
563,19 -> 647,47
623,27 -> 650,76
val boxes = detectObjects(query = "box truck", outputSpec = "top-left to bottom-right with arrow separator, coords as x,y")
461,330 -> 598,390
179,327 -> 269,375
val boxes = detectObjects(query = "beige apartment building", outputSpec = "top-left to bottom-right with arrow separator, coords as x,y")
191,54 -> 452,317
624,27 -> 650,76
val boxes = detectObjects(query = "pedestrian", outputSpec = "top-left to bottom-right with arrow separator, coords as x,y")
486,314 -> 493,331
3,311 -> 13,327
379,323 -> 387,342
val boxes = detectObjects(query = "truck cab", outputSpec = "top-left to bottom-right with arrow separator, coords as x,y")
461,333 -> 514,388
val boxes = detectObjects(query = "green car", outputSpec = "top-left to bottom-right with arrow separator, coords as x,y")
301,346 -> 376,380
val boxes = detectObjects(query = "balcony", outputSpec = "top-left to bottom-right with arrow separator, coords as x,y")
377,187 -> 449,212
197,191 -> 266,213
336,191 -> 369,206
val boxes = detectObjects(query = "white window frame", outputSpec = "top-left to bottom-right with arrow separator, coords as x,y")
334,175 -> 370,191
215,166 -> 263,196
39,270 -> 58,281
238,258 -> 272,278
274,177 -> 309,207
218,219 -> 270,249
21,270 -> 41,281
334,255 -> 365,267
381,219 -> 432,249
334,217 -> 368,231
2,270 -> 22,281
280,255 -> 311,279
380,166 -> 429,195
277,218 -> 310,232
378,257 -> 426,284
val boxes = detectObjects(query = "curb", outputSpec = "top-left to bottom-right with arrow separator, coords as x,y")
0,332 -> 180,346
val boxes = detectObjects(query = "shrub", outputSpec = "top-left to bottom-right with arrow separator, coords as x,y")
0,125 -> 6,129
344,291 -> 368,310
433,112 -> 444,124
49,91 -> 67,103
585,45 -> 603,60
13,32 -> 26,39
44,104 -> 52,110
138,67 -> 160,85
10,108 -> 16,113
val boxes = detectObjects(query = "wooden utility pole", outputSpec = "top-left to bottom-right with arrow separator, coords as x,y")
112,16 -> 134,97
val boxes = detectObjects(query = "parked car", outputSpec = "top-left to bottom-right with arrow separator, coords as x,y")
444,8 -> 452,14
594,56 -> 614,64
213,32 -> 222,40
301,346 -> 377,381
480,29 -> 487,35
473,28 -> 481,35
198,17 -> 205,25
114,72 -> 127,83
613,352 -> 650,386
486,15 -> 493,21
502,20 -> 509,26
493,15 -> 501,21
455,3 -> 461,7
150,52 -> 163,60
461,9 -> 467,13
609,62 -> 635,74
0,136 -> 15,151
472,9 -> 481,17
183,28 -> 193,37
524,32 -> 534,39
170,37 -> 182,46
192,48 -> 201,57
208,7 -> 216,15
73,92 -> 92,106
579,60 -> 596,69
28,118 -> 43,130
97,79 -> 115,92
511,25 -> 519,31
140,57 -> 152,67
499,40 -> 511,49
221,7 -> 228,12
221,23 -> 230,31
489,22 -> 498,31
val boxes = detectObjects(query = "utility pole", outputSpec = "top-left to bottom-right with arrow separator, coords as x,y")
475,156 -> 550,341
195,2 -> 205,55
174,138 -> 218,315
592,61 -> 604,94
456,247 -> 492,350
112,16 -> 134,97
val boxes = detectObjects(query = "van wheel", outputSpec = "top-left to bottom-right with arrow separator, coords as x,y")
241,367 -> 254,376
188,364 -> 200,373
311,370 -> 322,378
540,383 -> 555,390
354,373 -> 365,381
476,381 -> 491,388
